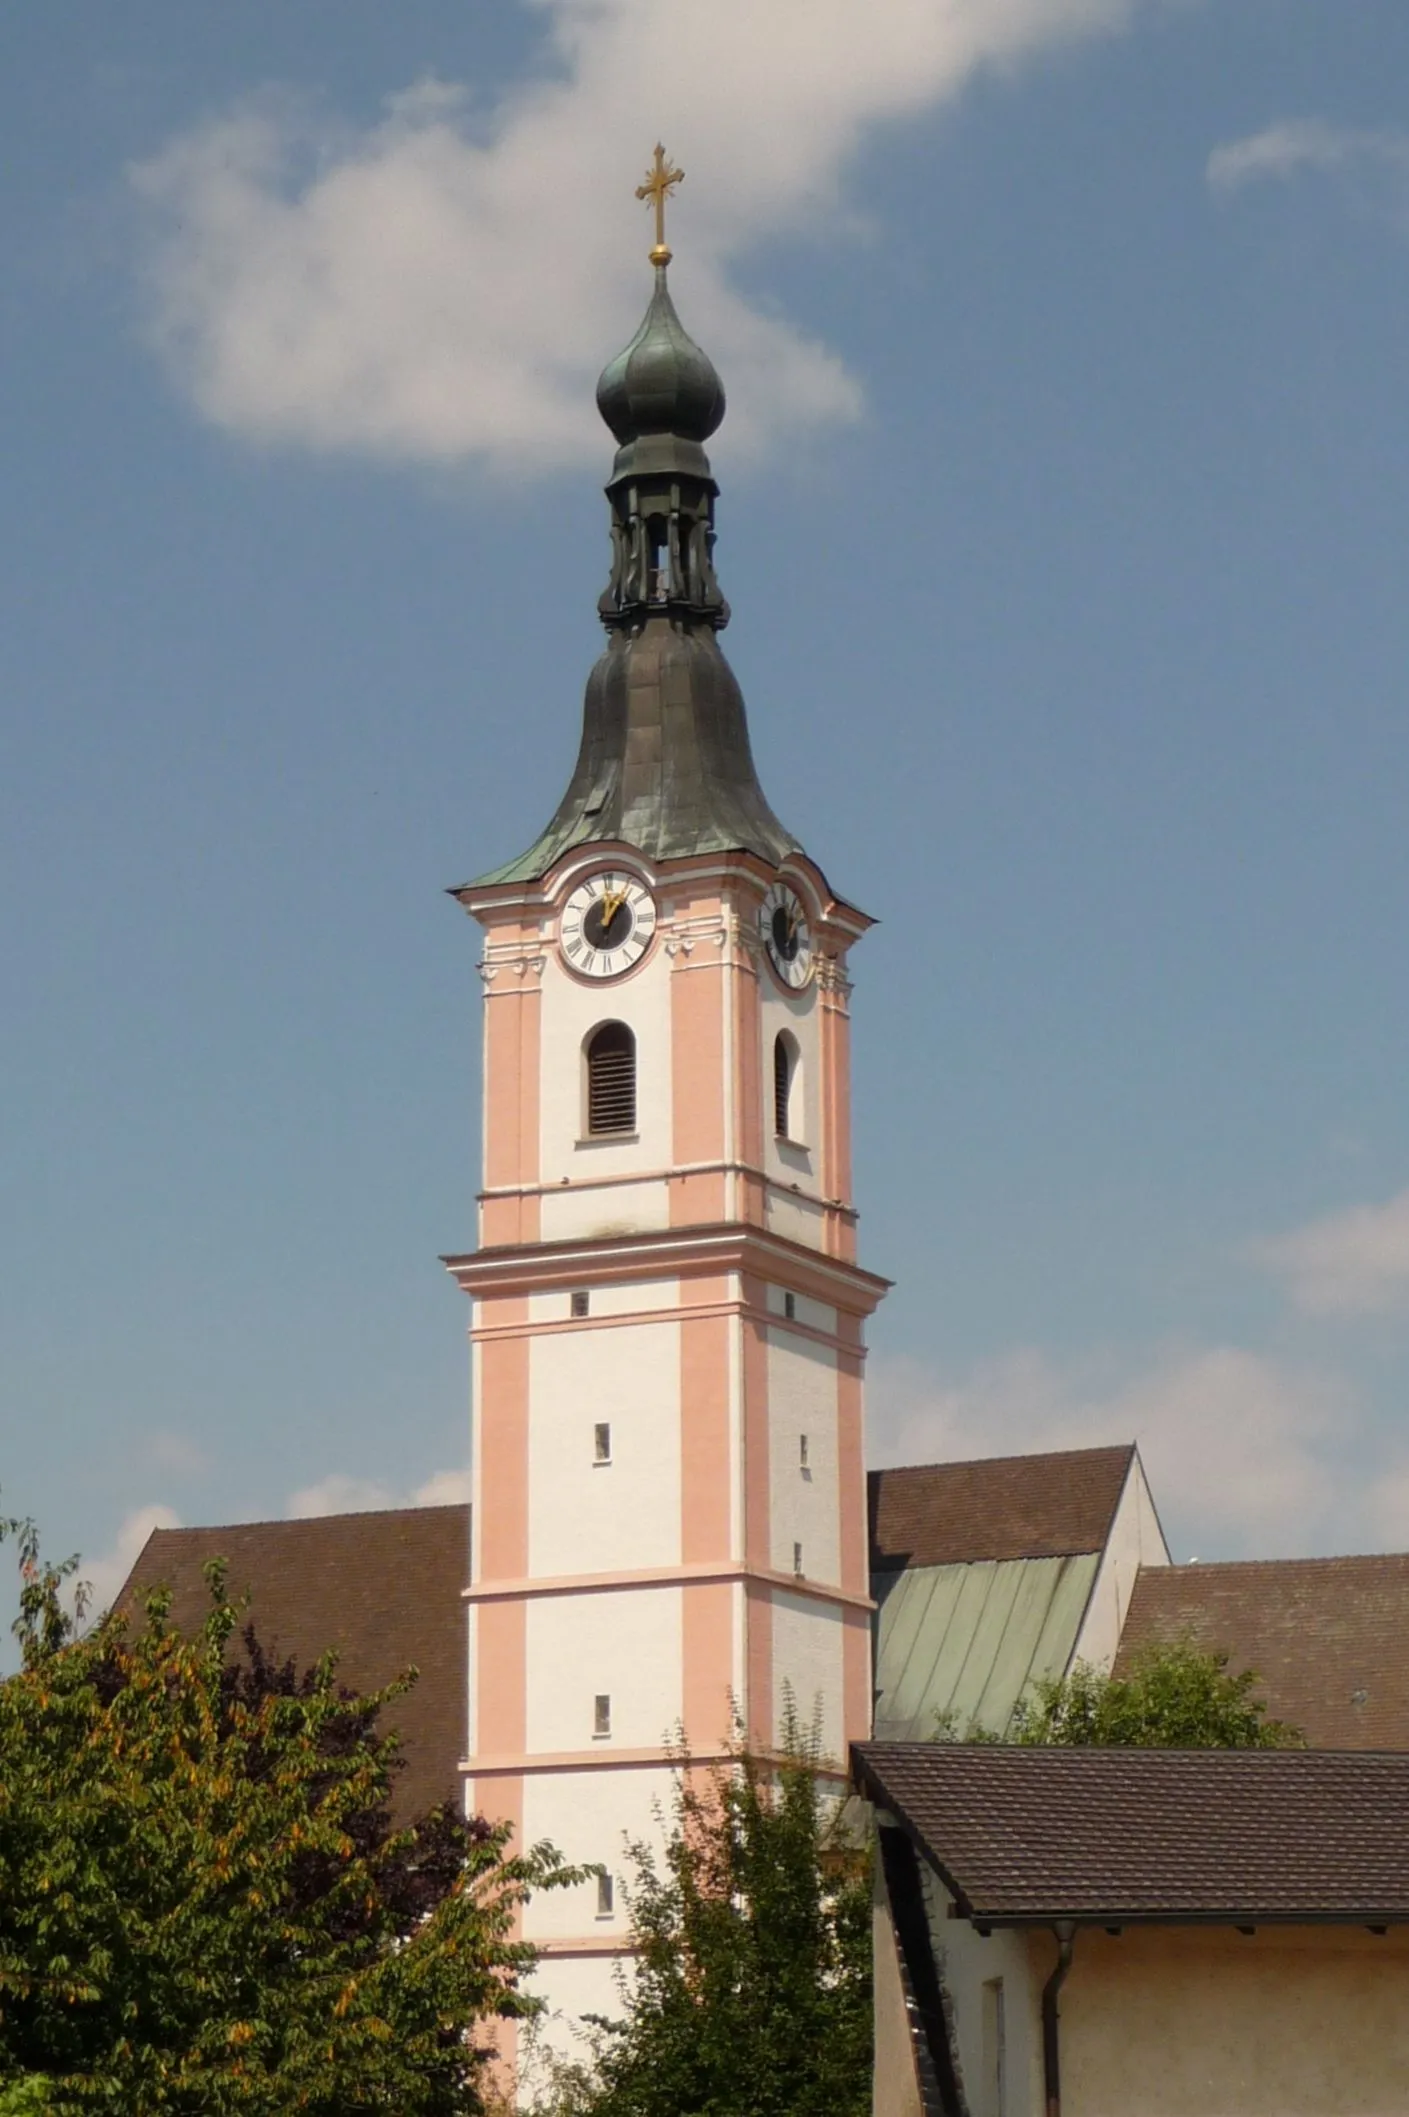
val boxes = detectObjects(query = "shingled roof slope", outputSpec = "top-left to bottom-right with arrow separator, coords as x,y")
855,1742 -> 1409,1923
869,1445 -> 1135,1571
119,1505 -> 469,1822
1116,1553 -> 1409,1751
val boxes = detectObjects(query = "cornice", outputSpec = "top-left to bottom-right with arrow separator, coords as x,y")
462,1557 -> 875,1613
443,1218 -> 892,1314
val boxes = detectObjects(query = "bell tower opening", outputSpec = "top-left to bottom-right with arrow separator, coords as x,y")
584,1020 -> 636,1135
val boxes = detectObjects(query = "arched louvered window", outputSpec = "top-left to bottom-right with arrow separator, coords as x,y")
586,1021 -> 637,1135
774,1031 -> 801,1141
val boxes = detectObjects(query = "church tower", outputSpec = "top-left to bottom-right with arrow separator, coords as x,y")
445,157 -> 887,2048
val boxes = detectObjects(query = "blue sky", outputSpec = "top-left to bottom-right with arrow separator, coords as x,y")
4,0 -> 1409,1610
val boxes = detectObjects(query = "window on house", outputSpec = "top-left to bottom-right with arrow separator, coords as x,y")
586,1021 -> 636,1135
597,1871 -> 615,1918
594,1422 -> 612,1465
793,1542 -> 804,1578
773,1031 -> 801,1139
799,1433 -> 809,1472
571,1288 -> 590,1318
593,1693 -> 612,1739
783,1289 -> 797,1322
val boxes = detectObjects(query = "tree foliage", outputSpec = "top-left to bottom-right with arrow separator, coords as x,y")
0,1512 -> 580,2114
534,1710 -> 871,2117
1006,1637 -> 1305,1749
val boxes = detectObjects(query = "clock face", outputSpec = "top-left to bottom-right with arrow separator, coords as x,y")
760,881 -> 813,990
561,871 -> 656,979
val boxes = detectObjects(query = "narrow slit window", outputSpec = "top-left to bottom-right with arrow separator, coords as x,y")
571,1288 -> 590,1318
593,1693 -> 612,1739
793,1541 -> 804,1578
597,1871 -> 615,1918
594,1422 -> 612,1465
773,1031 -> 800,1139
586,1021 -> 636,1135
799,1433 -> 809,1472
783,1289 -> 797,1322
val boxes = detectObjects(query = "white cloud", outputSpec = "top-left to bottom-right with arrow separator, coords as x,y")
146,1429 -> 211,1476
1252,1187 -> 1409,1316
1208,118 -> 1409,194
286,1464 -> 470,1518
130,0 -> 1145,471
868,1343 -> 1360,1557
83,1501 -> 182,1618
412,1466 -> 473,1507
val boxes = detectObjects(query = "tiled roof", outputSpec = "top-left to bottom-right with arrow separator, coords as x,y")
869,1445 -> 1134,1571
118,1505 -> 469,1822
854,1742 -> 1409,1923
1117,1554 -> 1409,1751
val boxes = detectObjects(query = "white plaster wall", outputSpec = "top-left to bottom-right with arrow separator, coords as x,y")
764,1282 -> 837,1335
760,977 -> 822,1182
521,1763 -> 678,1940
520,1951 -> 628,2081
539,1176 -> 672,1241
765,1187 -> 828,1248
1063,1925 -> 1409,2117
538,942 -> 674,1184
767,1334 -> 841,1585
918,1860 -> 1044,2117
527,1277 -> 678,1324
771,1589 -> 845,1761
525,1587 -> 683,1754
528,1318 -> 681,1575
1072,1452 -> 1172,1672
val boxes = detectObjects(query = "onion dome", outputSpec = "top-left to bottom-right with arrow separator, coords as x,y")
595,263 -> 726,453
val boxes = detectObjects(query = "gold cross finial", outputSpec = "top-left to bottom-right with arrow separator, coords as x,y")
636,143 -> 684,266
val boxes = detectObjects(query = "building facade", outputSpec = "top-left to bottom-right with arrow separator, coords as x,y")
444,234 -> 887,2045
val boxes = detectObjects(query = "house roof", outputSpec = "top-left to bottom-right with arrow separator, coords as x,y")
1116,1554 -> 1409,1751
854,1741 -> 1409,1925
118,1505 -> 469,1822
868,1445 -> 1135,1571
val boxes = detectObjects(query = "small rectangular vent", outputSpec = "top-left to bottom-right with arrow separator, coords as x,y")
571,1289 -> 590,1318
594,1422 -> 612,1464
594,1693 -> 612,1738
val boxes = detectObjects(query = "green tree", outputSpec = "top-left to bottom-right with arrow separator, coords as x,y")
536,1709 -> 870,2117
0,1512 -> 582,2114
1007,1636 -> 1304,1749
0,2080 -> 51,2115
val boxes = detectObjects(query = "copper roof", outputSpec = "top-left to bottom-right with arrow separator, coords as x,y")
869,1445 -> 1135,1571
855,1742 -> 1409,1923
118,1505 -> 468,1821
1117,1553 -> 1409,1751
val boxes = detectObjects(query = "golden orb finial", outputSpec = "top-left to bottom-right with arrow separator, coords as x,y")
635,142 -> 684,266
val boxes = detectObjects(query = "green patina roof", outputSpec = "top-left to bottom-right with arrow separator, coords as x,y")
871,1552 -> 1100,1742
460,262 -> 802,894
463,617 -> 800,889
